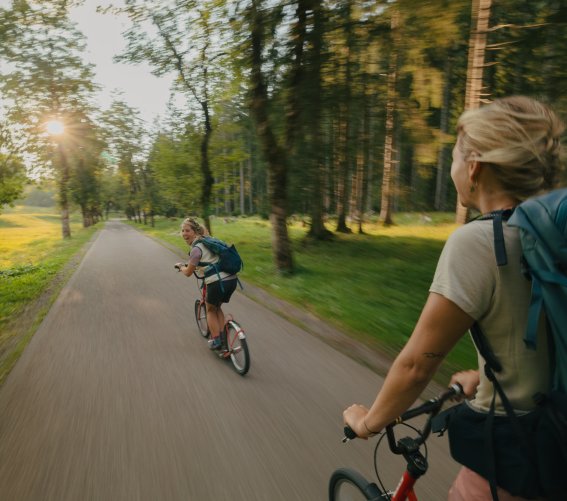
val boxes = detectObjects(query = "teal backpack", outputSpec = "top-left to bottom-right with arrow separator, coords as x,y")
508,188 -> 567,392
462,187 -> 567,500
193,236 -> 243,281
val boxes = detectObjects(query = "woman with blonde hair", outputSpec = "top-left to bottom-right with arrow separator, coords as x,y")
175,217 -> 238,351
343,96 -> 564,500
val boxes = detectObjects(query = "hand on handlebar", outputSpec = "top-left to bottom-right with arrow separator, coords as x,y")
449,370 -> 479,400
343,403 -> 374,441
342,384 -> 463,443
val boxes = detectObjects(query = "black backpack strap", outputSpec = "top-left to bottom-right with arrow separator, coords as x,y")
484,388 -> 499,501
492,211 -> 508,266
470,323 -> 502,373
472,323 -> 538,501
476,209 -> 514,267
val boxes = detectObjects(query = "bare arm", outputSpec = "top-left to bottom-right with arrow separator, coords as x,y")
174,262 -> 197,277
181,263 -> 196,277
343,292 -> 475,438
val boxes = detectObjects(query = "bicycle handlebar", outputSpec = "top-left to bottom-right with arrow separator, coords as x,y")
342,383 -> 463,446
173,264 -> 206,281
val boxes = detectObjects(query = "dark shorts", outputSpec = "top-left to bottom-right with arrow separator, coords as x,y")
206,278 -> 238,307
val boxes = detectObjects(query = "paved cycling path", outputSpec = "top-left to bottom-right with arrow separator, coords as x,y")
0,221 -> 459,500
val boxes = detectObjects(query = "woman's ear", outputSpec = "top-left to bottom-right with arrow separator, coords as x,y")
468,160 -> 482,184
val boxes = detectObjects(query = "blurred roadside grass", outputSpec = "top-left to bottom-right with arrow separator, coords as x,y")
0,206 -> 98,385
131,214 -> 477,384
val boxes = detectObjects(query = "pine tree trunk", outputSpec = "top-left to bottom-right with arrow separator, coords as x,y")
307,0 -> 332,240
358,69 -> 371,234
456,0 -> 492,224
249,0 -> 293,273
435,58 -> 452,211
240,161 -> 245,215
248,146 -> 254,213
200,104 -> 214,232
336,0 -> 353,233
379,9 -> 399,226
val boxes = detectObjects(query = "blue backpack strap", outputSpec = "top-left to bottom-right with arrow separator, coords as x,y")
525,278 -> 544,349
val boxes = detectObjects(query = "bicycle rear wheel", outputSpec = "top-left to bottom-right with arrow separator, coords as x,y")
225,320 -> 250,376
329,468 -> 384,501
194,299 -> 209,338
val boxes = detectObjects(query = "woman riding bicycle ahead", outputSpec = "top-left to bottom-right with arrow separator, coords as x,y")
343,96 -> 564,501
176,217 -> 238,350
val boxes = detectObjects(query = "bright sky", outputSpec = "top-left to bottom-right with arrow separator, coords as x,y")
0,0 -> 173,125
69,1 -> 174,125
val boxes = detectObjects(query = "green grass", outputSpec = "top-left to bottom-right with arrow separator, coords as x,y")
130,214 -> 477,384
0,206 -> 98,385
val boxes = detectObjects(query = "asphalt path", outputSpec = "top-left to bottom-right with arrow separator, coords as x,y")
0,221 -> 459,500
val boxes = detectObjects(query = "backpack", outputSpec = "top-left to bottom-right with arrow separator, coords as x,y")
194,236 -> 243,279
508,188 -> 567,391
444,188 -> 567,501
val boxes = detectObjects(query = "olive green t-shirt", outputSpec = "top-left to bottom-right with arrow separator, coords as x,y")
430,219 -> 549,413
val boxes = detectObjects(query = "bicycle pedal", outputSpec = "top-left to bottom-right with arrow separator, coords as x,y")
218,350 -> 231,359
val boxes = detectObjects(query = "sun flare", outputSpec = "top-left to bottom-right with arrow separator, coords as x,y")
45,120 -> 65,135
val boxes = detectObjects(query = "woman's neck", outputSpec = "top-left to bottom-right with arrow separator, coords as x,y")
476,191 -> 518,215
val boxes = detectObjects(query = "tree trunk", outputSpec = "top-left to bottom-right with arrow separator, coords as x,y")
240,161 -> 245,215
248,130 -> 254,213
224,169 -> 230,213
58,144 -> 71,238
307,0 -> 332,240
379,9 -> 399,226
435,58 -> 453,211
335,108 -> 349,232
200,103 -> 214,232
249,0 -> 293,273
358,65 -> 371,235
456,0 -> 492,224
336,0 -> 353,233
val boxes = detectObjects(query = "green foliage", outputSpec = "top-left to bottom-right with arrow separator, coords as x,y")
0,152 -> 27,212
146,130 -> 202,215
17,183 -> 56,207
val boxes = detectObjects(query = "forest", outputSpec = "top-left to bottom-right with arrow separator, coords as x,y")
1,0 -> 566,273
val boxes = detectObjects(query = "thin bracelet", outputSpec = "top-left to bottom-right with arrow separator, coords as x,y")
363,417 -> 379,435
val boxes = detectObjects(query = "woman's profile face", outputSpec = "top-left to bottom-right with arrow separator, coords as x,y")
181,224 -> 197,244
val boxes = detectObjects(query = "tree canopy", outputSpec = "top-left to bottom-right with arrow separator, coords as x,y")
1,0 -> 565,270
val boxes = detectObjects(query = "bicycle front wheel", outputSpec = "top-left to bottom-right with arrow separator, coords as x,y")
194,299 -> 209,338
225,320 -> 250,376
329,468 -> 383,501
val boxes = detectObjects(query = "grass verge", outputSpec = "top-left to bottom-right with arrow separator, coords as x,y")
0,206 -> 98,386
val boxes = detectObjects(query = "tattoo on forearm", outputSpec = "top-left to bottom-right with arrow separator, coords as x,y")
423,352 -> 444,359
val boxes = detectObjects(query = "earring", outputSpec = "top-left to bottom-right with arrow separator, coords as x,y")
469,178 -> 478,193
